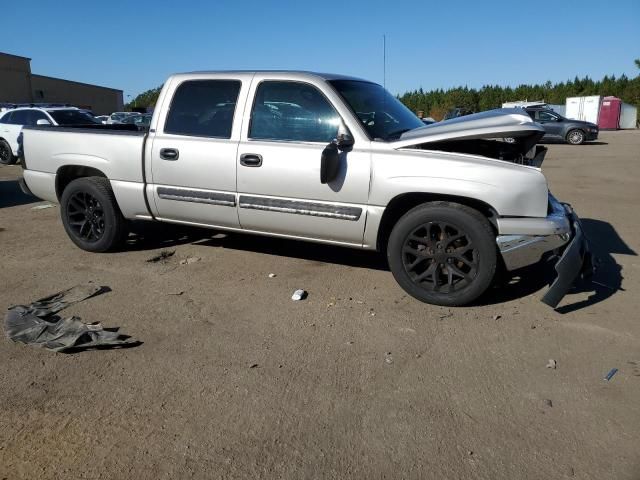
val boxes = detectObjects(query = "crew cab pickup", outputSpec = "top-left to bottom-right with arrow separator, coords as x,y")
19,71 -> 592,307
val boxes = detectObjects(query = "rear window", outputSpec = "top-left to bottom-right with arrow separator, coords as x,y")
164,80 -> 241,138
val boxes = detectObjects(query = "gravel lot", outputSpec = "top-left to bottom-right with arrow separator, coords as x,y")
1,130 -> 639,479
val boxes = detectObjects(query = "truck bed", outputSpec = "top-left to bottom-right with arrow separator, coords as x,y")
21,125 -> 150,219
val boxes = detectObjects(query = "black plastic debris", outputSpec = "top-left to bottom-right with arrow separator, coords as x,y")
146,250 -> 175,263
4,283 -> 139,353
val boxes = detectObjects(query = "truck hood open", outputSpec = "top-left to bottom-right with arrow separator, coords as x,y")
390,108 -> 547,166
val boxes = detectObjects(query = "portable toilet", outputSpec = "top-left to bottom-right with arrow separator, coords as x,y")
598,96 -> 622,130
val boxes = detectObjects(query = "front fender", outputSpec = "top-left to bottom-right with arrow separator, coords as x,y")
369,150 -> 549,217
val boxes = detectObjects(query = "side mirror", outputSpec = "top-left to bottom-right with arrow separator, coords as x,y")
36,119 -> 52,126
337,132 -> 354,152
336,122 -> 354,152
320,142 -> 340,184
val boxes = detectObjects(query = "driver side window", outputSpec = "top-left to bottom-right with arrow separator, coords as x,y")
537,111 -> 557,122
249,81 -> 339,143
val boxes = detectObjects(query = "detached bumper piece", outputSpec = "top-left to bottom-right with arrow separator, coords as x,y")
541,205 -> 593,308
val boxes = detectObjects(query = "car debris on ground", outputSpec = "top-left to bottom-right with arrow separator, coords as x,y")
604,368 -> 618,381
291,289 -> 307,301
146,250 -> 175,263
546,359 -> 557,369
179,256 -> 201,265
30,203 -> 55,210
4,283 -> 139,353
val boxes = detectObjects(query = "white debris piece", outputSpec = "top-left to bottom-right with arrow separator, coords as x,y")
31,203 -> 55,210
179,256 -> 201,265
291,289 -> 307,301
268,273 -> 277,278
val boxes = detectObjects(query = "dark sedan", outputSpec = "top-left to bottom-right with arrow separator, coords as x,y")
524,107 -> 598,145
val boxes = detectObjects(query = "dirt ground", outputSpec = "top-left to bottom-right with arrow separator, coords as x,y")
1,130 -> 639,479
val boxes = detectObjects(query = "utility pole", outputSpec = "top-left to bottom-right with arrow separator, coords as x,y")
383,34 -> 386,90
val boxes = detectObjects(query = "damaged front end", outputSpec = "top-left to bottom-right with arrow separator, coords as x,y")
497,195 -> 593,308
392,110 -> 593,307
393,108 -> 548,167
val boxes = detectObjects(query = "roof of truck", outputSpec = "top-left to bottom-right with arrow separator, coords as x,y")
176,70 -> 372,83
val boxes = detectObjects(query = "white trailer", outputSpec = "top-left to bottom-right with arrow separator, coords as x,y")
620,103 -> 638,129
565,96 -> 601,124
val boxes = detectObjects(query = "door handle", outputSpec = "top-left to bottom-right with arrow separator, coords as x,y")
160,148 -> 179,160
240,153 -> 262,167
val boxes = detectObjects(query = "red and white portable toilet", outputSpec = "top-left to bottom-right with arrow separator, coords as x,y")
598,96 -> 622,130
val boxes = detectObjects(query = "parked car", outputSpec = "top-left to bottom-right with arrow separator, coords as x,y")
18,71 -> 591,308
524,106 -> 598,145
120,113 -> 152,130
0,107 -> 99,164
94,115 -> 110,124
107,111 -> 141,124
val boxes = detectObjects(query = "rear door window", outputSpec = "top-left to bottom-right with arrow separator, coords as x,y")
0,112 -> 13,124
28,110 -> 49,126
164,80 -> 241,138
8,110 -> 29,125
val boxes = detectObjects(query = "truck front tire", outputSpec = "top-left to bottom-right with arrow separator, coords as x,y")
387,202 -> 497,307
60,177 -> 127,252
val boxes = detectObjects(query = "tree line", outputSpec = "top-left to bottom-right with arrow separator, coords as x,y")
399,73 -> 640,120
127,60 -> 640,122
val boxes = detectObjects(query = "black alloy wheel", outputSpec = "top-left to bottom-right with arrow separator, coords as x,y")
66,191 -> 106,243
0,139 -> 15,165
60,176 -> 126,252
387,202 -> 497,306
402,221 -> 478,294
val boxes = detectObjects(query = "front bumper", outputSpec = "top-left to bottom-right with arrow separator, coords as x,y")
540,206 -> 593,308
497,195 -> 593,308
586,130 -> 599,141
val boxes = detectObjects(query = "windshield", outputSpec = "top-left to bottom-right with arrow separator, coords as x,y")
49,110 -> 100,125
329,80 -> 424,140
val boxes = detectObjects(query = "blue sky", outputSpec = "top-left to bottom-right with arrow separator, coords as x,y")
3,0 -> 638,100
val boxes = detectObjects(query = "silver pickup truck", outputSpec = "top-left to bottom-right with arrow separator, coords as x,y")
19,71 -> 591,307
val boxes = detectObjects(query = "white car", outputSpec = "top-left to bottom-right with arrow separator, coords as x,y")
0,107 -> 99,164
106,112 -> 141,124
94,115 -> 110,124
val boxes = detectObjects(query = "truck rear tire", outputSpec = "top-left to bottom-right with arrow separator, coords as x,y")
0,139 -> 16,165
387,202 -> 497,306
60,177 -> 127,252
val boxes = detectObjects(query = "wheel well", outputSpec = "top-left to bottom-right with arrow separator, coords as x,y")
56,165 -> 108,199
376,193 -> 498,251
